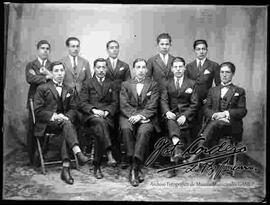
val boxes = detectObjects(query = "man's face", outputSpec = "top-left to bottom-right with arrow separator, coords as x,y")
194,43 -> 208,60
37,44 -> 50,60
52,64 -> 65,83
158,38 -> 171,55
220,65 -> 234,84
107,42 -> 119,59
94,61 -> 107,78
68,40 -> 80,57
171,61 -> 186,78
134,61 -> 147,80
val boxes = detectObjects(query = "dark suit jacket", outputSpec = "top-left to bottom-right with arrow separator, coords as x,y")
119,77 -> 160,132
78,76 -> 118,127
146,54 -> 175,89
60,55 -> 91,93
161,76 -> 199,129
105,58 -> 131,91
185,58 -> 220,101
204,84 -> 247,139
33,81 -> 77,137
25,59 -> 52,108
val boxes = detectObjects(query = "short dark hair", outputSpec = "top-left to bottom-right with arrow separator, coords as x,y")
156,33 -> 172,44
37,40 -> 51,49
193,39 -> 208,49
106,40 -> 119,49
171,57 -> 185,67
220,62 -> 236,74
93,58 -> 107,67
133,58 -> 147,68
49,61 -> 65,72
65,37 -> 80,47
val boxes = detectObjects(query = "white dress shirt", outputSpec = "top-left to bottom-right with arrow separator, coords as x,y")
96,76 -> 105,84
53,79 -> 63,96
196,58 -> 206,68
38,57 -> 47,66
69,55 -> 78,68
159,53 -> 169,66
221,82 -> 232,99
174,76 -> 184,89
109,57 -> 118,69
135,77 -> 144,96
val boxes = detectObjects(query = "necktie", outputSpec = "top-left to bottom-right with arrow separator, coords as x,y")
98,77 -> 103,86
42,59 -> 46,67
162,54 -> 167,66
73,56 -> 77,70
112,60 -> 116,70
54,82 -> 63,88
221,84 -> 231,89
198,60 -> 203,73
175,78 -> 181,89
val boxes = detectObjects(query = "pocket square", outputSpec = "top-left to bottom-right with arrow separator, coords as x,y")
82,67 -> 86,71
119,67 -> 125,71
146,91 -> 152,96
109,88 -> 112,92
204,69 -> 210,74
29,69 -> 36,75
185,88 -> 193,94
66,93 -> 71,98
234,93 -> 239,96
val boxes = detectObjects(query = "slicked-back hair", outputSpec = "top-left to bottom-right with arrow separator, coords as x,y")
193,39 -> 208,49
37,40 -> 51,49
171,57 -> 186,67
65,37 -> 80,47
106,40 -> 119,49
133,58 -> 147,68
49,61 -> 65,72
93,58 -> 107,67
156,33 -> 172,44
220,62 -> 236,74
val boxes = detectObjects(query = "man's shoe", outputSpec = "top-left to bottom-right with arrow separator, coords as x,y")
129,168 -> 139,187
76,152 -> 91,166
173,145 -> 183,162
93,165 -> 103,179
137,169 -> 144,183
166,168 -> 177,178
61,167 -> 74,185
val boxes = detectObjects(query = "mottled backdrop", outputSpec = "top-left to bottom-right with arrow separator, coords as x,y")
4,4 -> 266,169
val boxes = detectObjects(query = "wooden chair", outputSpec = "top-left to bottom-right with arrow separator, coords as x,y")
30,99 -> 79,175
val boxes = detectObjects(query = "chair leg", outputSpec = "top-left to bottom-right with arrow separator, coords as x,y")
36,138 -> 46,175
74,153 -> 80,170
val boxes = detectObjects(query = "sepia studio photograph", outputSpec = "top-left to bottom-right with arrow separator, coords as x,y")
3,3 -> 266,202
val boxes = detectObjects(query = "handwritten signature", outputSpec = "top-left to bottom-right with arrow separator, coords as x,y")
145,136 -> 251,177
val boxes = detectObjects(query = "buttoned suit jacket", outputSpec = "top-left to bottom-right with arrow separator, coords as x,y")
78,76 -> 118,128
185,58 -> 220,101
25,58 -> 52,108
204,84 -> 247,141
161,76 -> 199,129
33,80 -> 77,137
146,54 -> 175,90
60,55 -> 91,94
119,77 -> 160,133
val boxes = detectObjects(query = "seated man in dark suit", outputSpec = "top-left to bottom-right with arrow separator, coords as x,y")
25,40 -> 53,165
161,57 -> 199,178
189,62 -> 247,182
34,61 -> 90,185
78,58 -> 118,179
120,58 -> 159,187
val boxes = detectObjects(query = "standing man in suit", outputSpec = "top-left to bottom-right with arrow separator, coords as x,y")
78,58 -> 118,179
161,57 -> 199,178
61,37 -> 91,150
105,40 -> 131,163
189,62 -> 247,182
147,33 -> 175,90
25,40 -> 53,165
34,61 -> 90,185
120,58 -> 159,187
185,39 -> 221,141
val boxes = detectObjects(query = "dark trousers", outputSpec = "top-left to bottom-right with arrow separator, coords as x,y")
85,117 -> 112,165
27,109 -> 35,164
190,101 -> 204,141
121,119 -> 153,162
45,120 -> 79,161
111,113 -> 122,163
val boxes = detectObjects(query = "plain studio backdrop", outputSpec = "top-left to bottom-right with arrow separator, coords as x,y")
4,4 -> 266,167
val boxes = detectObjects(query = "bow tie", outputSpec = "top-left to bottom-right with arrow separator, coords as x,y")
221,84 -> 231,89
54,83 -> 63,88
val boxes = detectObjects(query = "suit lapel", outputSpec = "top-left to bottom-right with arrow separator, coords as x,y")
92,76 -> 103,97
178,77 -> 188,96
113,60 -> 122,76
215,85 -> 222,109
141,78 -> 151,102
101,78 -> 110,99
130,79 -> 138,102
155,54 -> 167,74
48,81 -> 60,100
223,85 -> 236,107
65,56 -> 75,75
76,56 -> 83,79
190,60 -> 199,78
201,58 -> 209,73
106,58 -> 114,77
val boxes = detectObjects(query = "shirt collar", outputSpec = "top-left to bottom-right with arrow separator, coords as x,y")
69,54 -> 77,61
37,57 -> 47,66
159,53 -> 169,59
196,58 -> 206,66
52,79 -> 63,86
96,75 -> 105,82
174,76 -> 184,82
221,81 -> 232,87
135,77 -> 145,83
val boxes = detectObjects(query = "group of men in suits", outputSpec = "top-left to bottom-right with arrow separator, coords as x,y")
25,33 -> 247,186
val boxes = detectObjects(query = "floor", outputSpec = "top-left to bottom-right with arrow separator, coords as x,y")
3,150 -> 265,202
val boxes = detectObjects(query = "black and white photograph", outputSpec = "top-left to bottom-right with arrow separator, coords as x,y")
2,3 -> 267,201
